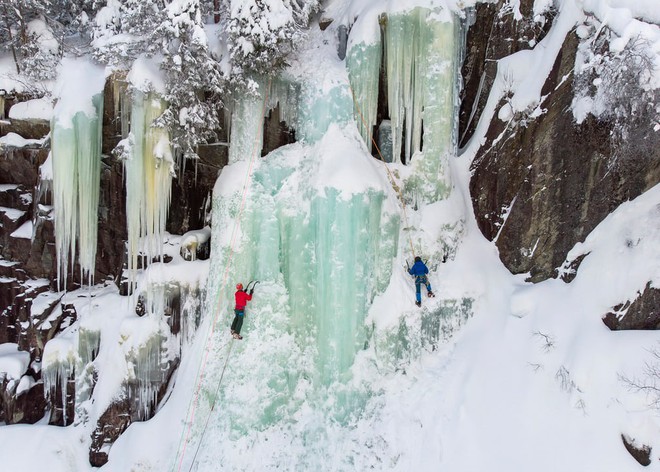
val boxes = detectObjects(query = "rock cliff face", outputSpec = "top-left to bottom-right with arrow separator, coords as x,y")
461,1 -> 659,326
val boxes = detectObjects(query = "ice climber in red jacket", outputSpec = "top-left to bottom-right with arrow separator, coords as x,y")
231,283 -> 253,340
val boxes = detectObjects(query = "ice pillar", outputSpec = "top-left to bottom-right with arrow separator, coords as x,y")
125,91 -> 174,289
346,40 -> 381,150
51,93 -> 103,286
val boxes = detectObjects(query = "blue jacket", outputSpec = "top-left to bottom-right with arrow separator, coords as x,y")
409,260 -> 429,277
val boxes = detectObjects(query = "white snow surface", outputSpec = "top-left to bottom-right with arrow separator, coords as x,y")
0,132 -> 47,148
0,206 -> 26,222
127,56 -> 167,94
0,343 -> 30,381
8,97 -> 54,121
52,58 -> 107,128
10,221 -> 33,239
0,0 -> 659,471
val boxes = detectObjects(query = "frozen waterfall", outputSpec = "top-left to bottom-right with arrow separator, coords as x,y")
346,6 -> 461,200
51,59 -> 106,286
124,91 -> 174,290
208,123 -> 399,387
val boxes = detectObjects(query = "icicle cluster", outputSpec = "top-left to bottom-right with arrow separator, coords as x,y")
345,6 -> 461,200
51,94 -> 104,286
124,282 -> 184,420
125,91 -> 174,289
112,77 -> 130,139
228,92 -> 266,165
267,78 -> 300,133
346,41 -> 381,152
42,338 -> 77,425
74,326 -> 100,425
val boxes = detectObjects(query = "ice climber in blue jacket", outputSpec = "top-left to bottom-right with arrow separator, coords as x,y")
408,256 -> 435,307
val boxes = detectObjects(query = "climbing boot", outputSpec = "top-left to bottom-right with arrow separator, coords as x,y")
415,301 -> 421,307
428,291 -> 435,298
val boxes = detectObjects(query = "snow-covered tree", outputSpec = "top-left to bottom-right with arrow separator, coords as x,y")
93,0 -> 226,162
574,22 -> 660,157
153,0 -> 225,161
0,0 -> 94,80
222,0 -> 319,86
0,0 -> 55,78
92,0 -> 167,66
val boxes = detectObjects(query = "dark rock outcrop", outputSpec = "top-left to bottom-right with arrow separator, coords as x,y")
621,434 -> 652,466
465,6 -> 660,283
0,119 -> 50,140
89,398 -> 132,467
0,376 -> 46,425
459,0 -> 555,147
603,284 -> 660,330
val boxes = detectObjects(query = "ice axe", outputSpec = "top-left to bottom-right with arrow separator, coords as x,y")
246,280 -> 260,294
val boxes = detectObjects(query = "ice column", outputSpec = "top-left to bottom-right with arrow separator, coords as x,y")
228,92 -> 266,165
384,8 -> 428,164
112,77 -> 130,139
74,326 -> 100,424
383,7 -> 459,174
125,91 -> 174,288
346,40 -> 381,150
42,337 -> 77,425
51,93 -> 104,285
417,14 -> 460,199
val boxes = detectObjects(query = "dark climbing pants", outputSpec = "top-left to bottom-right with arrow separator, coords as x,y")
415,275 -> 432,303
231,309 -> 244,334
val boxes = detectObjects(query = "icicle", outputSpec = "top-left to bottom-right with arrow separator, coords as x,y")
228,92 -> 266,164
266,78 -> 300,133
51,92 -> 104,287
125,90 -> 174,290
346,40 -> 381,151
384,7 -> 430,164
42,337 -> 76,425
74,326 -> 100,425
113,77 -> 131,139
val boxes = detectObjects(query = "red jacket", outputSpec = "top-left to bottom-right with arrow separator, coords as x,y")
235,290 -> 252,310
